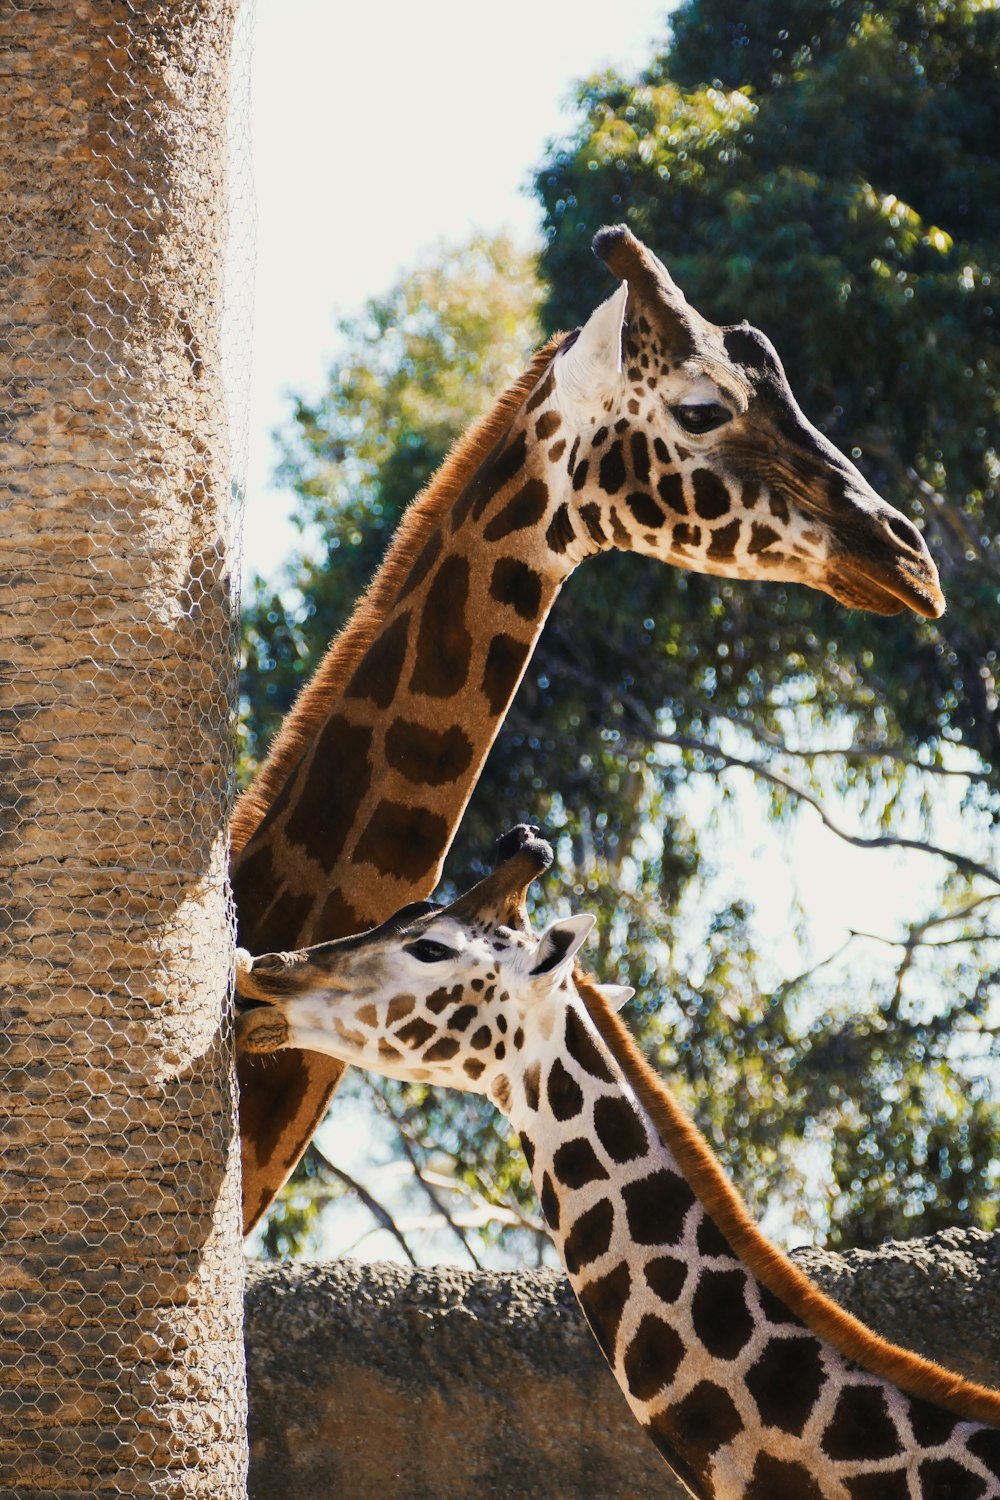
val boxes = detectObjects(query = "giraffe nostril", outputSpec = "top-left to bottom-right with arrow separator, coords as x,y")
885,513 -> 924,553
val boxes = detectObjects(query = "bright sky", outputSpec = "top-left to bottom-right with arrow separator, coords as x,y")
241,0 -> 674,576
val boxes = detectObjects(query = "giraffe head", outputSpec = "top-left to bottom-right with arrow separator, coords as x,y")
235,831 -> 626,1107
539,225 -> 943,617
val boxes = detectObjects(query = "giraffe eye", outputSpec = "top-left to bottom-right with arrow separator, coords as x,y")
672,402 -> 731,435
404,939 -> 456,964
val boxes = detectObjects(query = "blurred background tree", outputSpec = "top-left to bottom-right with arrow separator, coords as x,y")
241,0 -> 999,1263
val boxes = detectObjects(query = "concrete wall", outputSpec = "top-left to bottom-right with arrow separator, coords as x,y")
244,1227 -> 1000,1499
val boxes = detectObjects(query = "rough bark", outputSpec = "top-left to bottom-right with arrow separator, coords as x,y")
0,3 -> 246,1494
244,1229 -> 1000,1500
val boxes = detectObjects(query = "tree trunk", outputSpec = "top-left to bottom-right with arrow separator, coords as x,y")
0,3 -> 247,1494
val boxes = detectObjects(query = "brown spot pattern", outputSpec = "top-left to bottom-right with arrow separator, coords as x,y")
357,798 -> 449,880
821,1386 -> 902,1462
481,633 -> 530,715
644,1255 -> 687,1305
489,557 -> 543,619
409,555 -> 472,698
344,611 -> 411,709
707,518 -> 742,558
593,1095 -> 648,1163
284,716 -> 373,871
563,1197 -> 614,1274
626,490 -> 666,529
745,1453 -> 824,1500
599,441 -> 627,494
483,477 -> 549,542
621,1169 -> 694,1246
744,1336 -> 827,1436
384,718 -> 473,786
690,1269 -> 754,1360
577,1261 -> 631,1363
565,1010 -> 613,1082
623,1312 -> 684,1401
546,1056 -> 584,1120
692,469 -> 731,520
552,1137 -> 611,1190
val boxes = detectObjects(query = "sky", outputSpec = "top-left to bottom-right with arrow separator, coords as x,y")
239,0 -> 674,576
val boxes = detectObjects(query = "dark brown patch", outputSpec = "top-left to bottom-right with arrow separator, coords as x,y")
690,1268 -> 754,1359
577,1261 -> 631,1363
591,425 -> 609,447
615,415 -> 630,432
656,471 -> 686,514
845,1475 -> 910,1500
356,799 -> 449,881
397,533 -> 442,603
757,1282 -> 803,1325
745,1336 -> 828,1436
377,1038 -> 401,1061
623,1313 -> 685,1401
630,431 -> 651,484
578,503 -> 607,546
608,506 -> 630,546
535,410 -> 561,440
483,477 -> 549,542
644,1255 -> 687,1305
707,518 -> 741,558
463,428 -> 528,525
917,1459 -> 987,1500
470,1026 -> 491,1050
313,885 -> 363,944
742,479 -> 761,508
673,522 -> 701,548
626,490 -> 666,528
540,1171 -> 560,1229
966,1428 -> 1000,1468
745,1453 -> 824,1500
238,883 -> 315,955
548,438 -> 566,462
621,1169 -> 695,1246
396,1016 -> 435,1049
494,1040 -> 506,1061
545,502 -> 576,554
696,1215 -> 731,1258
593,1095 -> 648,1163
464,1058 -> 486,1081
572,458 -> 589,492
489,557 -> 543,620
565,1009 -> 613,1082
481,633 -> 530,715
408,555 -> 472,698
552,1137 -> 610,1190
423,1035 -> 461,1063
523,1061 -> 540,1111
546,1056 -> 584,1120
344,611 -> 411,709
906,1397 -> 956,1448
598,440 -> 627,494
449,1004 -> 477,1032
692,469 -> 730,520
386,994 -> 415,1024
748,521 -> 781,553
769,492 -> 791,524
278,716 -> 374,874
357,1004 -> 377,1027
653,436 -> 671,465
822,1385 -> 903,1462
384,718 -> 473,787
563,1197 -> 614,1274
513,1026 -> 524,1049
525,368 -> 555,414
655,1381 -> 742,1490
492,1073 -> 511,1111
519,1133 -> 534,1169
426,985 -> 459,1014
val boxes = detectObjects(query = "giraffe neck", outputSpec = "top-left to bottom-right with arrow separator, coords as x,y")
231,342 -> 581,954
500,979 -> 1000,1499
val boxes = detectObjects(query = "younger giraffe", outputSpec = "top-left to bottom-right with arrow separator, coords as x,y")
236,835 -> 1000,1500
233,225 -> 944,1232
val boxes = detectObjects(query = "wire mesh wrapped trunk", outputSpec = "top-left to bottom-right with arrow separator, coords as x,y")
0,3 -> 248,1494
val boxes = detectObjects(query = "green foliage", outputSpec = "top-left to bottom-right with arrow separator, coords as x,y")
244,3 -> 1000,1261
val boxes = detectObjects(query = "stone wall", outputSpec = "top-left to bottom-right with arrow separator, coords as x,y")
244,1227 -> 1000,1500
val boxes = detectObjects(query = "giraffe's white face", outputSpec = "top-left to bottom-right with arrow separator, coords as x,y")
234,905 -> 622,1105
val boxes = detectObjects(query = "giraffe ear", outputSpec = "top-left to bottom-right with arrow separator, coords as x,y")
528,914 -> 596,979
596,983 -> 635,1012
555,282 -> 628,408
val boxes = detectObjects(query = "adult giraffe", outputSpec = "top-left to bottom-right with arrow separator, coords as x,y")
235,835 -> 1000,1499
233,225 -> 943,1233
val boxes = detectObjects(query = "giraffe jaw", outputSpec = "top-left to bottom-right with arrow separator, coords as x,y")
824,556 -> 946,618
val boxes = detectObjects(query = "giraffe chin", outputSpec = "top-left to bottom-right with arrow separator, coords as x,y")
235,1004 -> 290,1055
826,564 -> 945,619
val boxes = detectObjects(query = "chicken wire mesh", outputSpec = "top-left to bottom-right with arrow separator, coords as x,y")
1,1 -> 254,1493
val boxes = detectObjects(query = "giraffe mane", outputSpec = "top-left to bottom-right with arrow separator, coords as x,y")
575,970 -> 1000,1426
230,334 -> 568,857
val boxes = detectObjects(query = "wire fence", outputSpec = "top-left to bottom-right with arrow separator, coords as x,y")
1,1 -> 254,1492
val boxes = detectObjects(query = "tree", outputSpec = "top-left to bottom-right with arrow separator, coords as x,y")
246,1 -> 1000,1256
1,4 -> 247,1490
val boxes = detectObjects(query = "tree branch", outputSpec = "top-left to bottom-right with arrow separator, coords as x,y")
308,1141 -> 418,1266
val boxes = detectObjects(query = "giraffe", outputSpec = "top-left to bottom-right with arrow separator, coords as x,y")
232,224 -> 945,1233
235,833 -> 1000,1500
